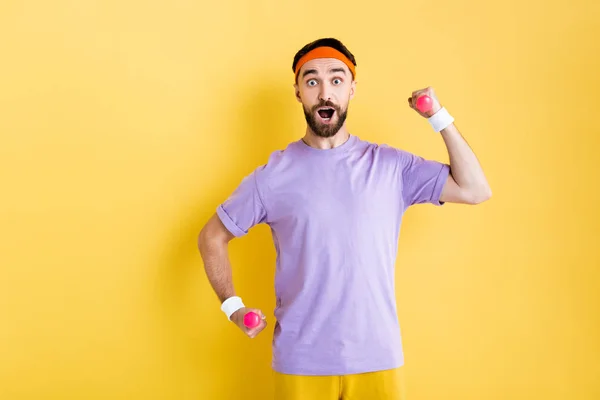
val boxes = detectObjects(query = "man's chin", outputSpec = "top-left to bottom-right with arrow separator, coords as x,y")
304,107 -> 347,138
313,128 -> 339,138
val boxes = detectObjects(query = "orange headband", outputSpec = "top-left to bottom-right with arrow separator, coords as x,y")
294,46 -> 356,81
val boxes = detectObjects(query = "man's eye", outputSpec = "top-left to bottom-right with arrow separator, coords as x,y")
307,80 -> 317,86
333,79 -> 342,85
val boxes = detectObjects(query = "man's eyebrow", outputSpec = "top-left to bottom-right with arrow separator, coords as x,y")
329,67 -> 347,75
302,69 -> 318,78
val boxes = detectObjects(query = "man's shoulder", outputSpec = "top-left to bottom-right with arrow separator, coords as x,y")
353,136 -> 401,160
248,139 -> 303,178
356,136 -> 426,161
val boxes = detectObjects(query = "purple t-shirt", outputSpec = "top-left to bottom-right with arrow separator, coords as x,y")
216,134 -> 450,376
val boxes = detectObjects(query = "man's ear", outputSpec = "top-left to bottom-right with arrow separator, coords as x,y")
349,79 -> 357,100
293,83 -> 302,103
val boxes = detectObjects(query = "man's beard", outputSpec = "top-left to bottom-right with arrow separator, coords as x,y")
303,100 -> 348,138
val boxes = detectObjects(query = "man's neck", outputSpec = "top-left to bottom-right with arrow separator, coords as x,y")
302,128 -> 350,150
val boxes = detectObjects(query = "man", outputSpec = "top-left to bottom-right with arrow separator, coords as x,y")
198,38 -> 491,399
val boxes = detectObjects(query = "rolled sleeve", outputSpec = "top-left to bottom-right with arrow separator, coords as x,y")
430,163 -> 450,205
398,149 -> 450,208
216,204 -> 248,237
216,168 -> 267,237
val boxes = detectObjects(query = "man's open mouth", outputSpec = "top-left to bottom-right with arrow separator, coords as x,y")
317,107 -> 335,120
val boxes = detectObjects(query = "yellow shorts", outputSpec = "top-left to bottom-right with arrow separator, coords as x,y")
273,367 -> 406,400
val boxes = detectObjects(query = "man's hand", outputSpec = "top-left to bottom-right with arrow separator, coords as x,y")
407,86 -> 442,118
230,307 -> 267,339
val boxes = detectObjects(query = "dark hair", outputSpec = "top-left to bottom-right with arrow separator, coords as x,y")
292,38 -> 357,80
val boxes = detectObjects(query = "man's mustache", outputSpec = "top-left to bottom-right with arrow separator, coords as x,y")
312,100 -> 339,111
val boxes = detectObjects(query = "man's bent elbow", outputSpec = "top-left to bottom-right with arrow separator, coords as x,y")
469,186 -> 492,204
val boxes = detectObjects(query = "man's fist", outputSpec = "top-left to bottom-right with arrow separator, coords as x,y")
230,307 -> 267,339
408,86 -> 442,118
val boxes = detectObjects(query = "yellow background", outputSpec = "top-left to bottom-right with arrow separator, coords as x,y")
1,0 -> 599,399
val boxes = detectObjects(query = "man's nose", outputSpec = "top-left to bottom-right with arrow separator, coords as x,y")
319,83 -> 332,102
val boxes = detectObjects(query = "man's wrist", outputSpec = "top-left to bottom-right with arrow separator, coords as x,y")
427,107 -> 454,132
221,296 -> 245,321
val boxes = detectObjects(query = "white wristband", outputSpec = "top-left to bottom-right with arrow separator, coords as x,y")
221,296 -> 245,320
427,107 -> 454,132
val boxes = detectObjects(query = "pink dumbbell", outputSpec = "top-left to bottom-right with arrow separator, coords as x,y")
416,95 -> 433,113
243,311 -> 261,328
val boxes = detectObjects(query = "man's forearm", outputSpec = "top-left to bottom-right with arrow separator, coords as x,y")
198,234 -> 236,303
440,123 -> 491,201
